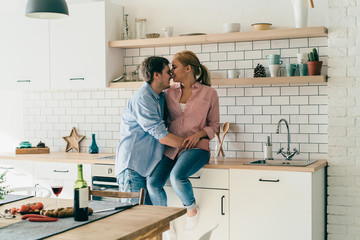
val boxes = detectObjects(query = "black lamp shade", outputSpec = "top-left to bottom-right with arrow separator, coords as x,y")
25,0 -> 69,19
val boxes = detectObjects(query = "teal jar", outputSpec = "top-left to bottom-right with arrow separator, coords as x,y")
88,134 -> 99,154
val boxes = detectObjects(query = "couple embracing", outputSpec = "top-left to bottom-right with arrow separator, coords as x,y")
115,51 -> 219,238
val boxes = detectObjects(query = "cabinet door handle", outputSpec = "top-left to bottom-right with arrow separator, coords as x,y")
0,166 -> 14,170
53,170 -> 69,173
259,178 -> 280,183
221,195 -> 225,215
16,79 -> 31,82
188,176 -> 200,179
69,77 -> 85,81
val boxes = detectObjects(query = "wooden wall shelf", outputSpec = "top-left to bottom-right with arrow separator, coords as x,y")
109,27 -> 328,49
109,75 -> 327,89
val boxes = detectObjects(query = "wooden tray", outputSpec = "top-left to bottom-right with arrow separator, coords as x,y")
15,147 -> 50,154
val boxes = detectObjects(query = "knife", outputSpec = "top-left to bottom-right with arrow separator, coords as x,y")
93,204 -> 136,213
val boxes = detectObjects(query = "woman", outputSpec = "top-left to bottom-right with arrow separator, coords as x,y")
147,50 -> 220,233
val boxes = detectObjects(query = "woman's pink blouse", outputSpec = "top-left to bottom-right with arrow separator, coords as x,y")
163,82 -> 220,160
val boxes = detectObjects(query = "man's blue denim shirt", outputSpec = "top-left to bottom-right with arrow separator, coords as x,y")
115,82 -> 169,178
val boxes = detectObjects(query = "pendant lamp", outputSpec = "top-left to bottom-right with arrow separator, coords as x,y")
25,0 -> 69,19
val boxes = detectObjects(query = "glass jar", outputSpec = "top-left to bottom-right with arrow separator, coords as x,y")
122,13 -> 131,40
135,18 -> 147,39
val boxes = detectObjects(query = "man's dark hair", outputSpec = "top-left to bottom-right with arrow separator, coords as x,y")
141,56 -> 169,84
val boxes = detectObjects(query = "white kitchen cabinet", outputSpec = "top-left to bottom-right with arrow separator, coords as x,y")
0,4 -> 49,90
229,168 -> 325,240
165,168 -> 229,240
49,0 -> 123,89
33,162 -> 91,199
0,159 -> 34,188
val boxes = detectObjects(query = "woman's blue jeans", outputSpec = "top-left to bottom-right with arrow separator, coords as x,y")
147,149 -> 210,210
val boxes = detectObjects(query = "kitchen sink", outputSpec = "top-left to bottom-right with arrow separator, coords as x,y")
244,159 -> 318,167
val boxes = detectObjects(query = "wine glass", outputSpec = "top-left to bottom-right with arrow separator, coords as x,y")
50,179 -> 64,208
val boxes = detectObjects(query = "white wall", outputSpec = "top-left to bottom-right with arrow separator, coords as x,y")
0,90 -> 23,153
327,0 -> 360,239
120,0 -> 328,37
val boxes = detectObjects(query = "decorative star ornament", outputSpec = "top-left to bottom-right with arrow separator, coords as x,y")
62,127 -> 85,152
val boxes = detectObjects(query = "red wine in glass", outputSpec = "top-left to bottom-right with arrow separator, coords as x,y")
51,186 -> 63,196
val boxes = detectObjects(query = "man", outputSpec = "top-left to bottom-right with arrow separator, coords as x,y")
115,56 -> 184,204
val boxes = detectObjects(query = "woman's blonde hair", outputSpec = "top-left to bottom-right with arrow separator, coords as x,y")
173,50 -> 211,86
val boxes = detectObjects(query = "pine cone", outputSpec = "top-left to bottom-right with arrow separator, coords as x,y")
254,63 -> 266,78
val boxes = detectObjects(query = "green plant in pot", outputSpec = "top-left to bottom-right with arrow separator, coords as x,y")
307,48 -> 323,76
0,170 -> 11,200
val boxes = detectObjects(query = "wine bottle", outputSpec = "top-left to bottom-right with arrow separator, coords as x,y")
74,164 -> 88,221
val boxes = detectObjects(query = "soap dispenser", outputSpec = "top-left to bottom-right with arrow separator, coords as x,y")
264,136 -> 274,160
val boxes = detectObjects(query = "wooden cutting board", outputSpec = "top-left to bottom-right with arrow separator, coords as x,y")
15,147 -> 50,154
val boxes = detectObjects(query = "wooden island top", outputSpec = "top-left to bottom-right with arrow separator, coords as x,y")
0,152 -> 327,172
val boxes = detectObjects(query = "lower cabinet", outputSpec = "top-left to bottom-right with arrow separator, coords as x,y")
33,162 -> 91,199
0,159 -> 34,188
229,168 -> 325,240
165,168 -> 229,240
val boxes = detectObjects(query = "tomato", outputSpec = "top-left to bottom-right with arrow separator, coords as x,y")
36,202 -> 44,210
30,204 -> 40,211
20,205 -> 29,212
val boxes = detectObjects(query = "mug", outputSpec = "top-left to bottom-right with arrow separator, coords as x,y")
285,64 -> 297,77
162,26 -> 174,37
269,64 -> 281,77
297,53 -> 308,64
299,63 -> 308,76
227,69 -> 238,78
223,23 -> 240,33
266,54 -> 283,65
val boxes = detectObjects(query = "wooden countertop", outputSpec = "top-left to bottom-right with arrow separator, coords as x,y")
0,197 -> 186,240
0,152 -> 327,172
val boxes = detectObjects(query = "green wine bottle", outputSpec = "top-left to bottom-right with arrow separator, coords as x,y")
74,164 -> 88,221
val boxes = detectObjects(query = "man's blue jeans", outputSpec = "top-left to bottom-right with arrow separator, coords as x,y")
147,149 -> 210,210
117,168 -> 153,205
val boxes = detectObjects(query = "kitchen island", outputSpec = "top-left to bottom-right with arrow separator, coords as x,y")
0,197 -> 186,240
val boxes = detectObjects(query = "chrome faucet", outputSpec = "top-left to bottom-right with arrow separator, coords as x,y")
276,118 -> 299,160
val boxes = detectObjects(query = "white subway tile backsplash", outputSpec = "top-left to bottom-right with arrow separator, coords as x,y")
263,106 -> 280,115
202,44 -> 218,53
309,37 -> 328,47
272,96 -> 290,105
170,46 -> 185,54
271,39 -> 289,49
219,61 -> 235,69
236,96 -> 253,105
281,48 -> 300,58
253,41 -> 270,50
227,88 -> 244,96
228,106 -> 244,114
227,51 -> 244,60
254,97 -> 271,105
236,42 -> 252,51
236,60 -> 253,69
186,44 -> 201,53
219,43 -> 235,52
125,48 -> 139,57
245,50 -> 262,59
236,115 -> 253,123
219,97 -> 236,105
290,38 -> 308,48
21,37 -> 327,158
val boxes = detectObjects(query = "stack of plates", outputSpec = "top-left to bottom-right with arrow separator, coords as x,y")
19,141 -> 32,148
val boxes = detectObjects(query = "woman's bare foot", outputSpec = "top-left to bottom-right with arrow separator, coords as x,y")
187,207 -> 197,217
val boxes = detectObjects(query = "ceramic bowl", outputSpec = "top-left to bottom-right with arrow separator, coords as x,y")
223,23 -> 241,33
251,23 -> 272,31
146,33 -> 160,38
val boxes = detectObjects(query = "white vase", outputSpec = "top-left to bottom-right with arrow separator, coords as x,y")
292,0 -> 308,28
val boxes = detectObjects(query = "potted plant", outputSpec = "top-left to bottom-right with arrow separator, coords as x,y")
0,171 -> 11,200
307,48 -> 323,75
